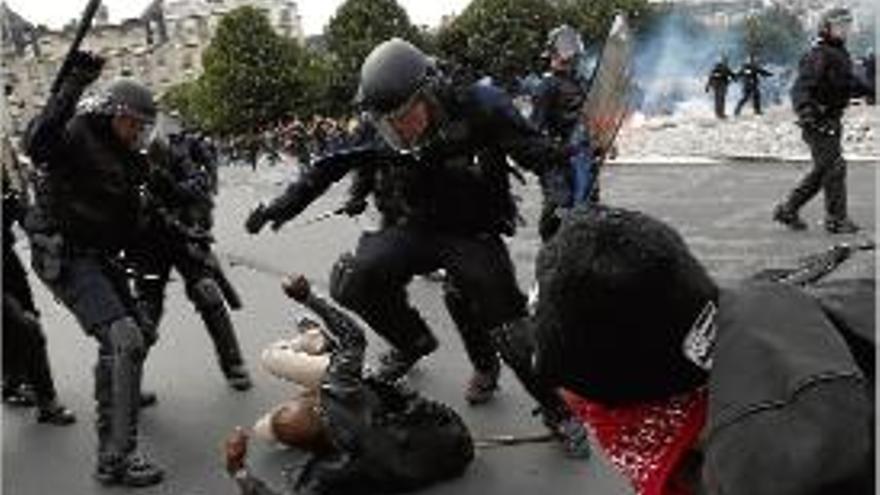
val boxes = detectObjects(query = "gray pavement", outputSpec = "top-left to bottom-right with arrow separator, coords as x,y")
3,159 -> 876,495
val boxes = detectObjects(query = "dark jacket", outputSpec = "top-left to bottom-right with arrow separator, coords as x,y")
234,289 -> 473,495
25,84 -> 146,251
703,279 -> 874,495
706,62 -> 736,89
791,37 -> 855,123
261,82 -> 566,237
736,62 -> 772,89
530,70 -> 588,142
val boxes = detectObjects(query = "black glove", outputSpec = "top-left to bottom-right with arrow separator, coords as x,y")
245,204 -> 269,234
66,50 -> 105,88
798,112 -> 838,136
338,198 -> 367,217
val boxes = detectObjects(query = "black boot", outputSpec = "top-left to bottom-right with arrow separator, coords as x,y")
825,217 -> 860,234
95,451 -> 165,487
93,319 -> 164,488
36,399 -> 76,426
139,391 -> 158,408
221,363 -> 253,391
373,348 -> 424,383
372,331 -> 438,382
3,382 -> 36,407
194,282 -> 252,391
464,363 -> 500,405
773,204 -> 808,231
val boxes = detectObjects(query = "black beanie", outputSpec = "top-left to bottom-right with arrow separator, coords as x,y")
535,206 -> 715,405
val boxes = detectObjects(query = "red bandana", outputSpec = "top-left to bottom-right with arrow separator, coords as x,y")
563,387 -> 707,495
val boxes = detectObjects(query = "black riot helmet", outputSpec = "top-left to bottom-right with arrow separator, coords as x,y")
355,38 -> 444,151
355,38 -> 436,113
98,78 -> 157,151
101,78 -> 157,124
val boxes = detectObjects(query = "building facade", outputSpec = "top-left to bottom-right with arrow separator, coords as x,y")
1,0 -> 303,133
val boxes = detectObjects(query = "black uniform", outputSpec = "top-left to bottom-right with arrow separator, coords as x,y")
233,286 -> 473,495
706,61 -> 736,118
24,76 -> 155,477
778,36 -> 858,229
531,70 -> 597,240
734,60 -> 772,116
2,172 -> 64,413
132,132 -> 247,386
249,82 -> 577,427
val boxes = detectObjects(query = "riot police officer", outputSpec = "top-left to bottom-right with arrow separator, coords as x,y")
133,128 -> 252,390
773,7 -> 860,234
23,52 -> 164,486
734,54 -> 772,116
705,55 -> 736,119
2,144 -> 76,425
246,38 -> 590,457
531,25 -> 597,241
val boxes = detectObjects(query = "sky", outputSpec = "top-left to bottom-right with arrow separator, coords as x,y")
4,0 -> 473,35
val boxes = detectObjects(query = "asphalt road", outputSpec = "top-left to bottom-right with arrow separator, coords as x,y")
3,159 -> 876,495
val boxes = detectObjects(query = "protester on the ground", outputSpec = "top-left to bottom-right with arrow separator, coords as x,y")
224,275 -> 474,495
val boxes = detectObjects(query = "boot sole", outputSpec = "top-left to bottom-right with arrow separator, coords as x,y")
94,470 -> 164,487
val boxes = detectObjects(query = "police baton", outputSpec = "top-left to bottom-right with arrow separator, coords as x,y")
474,432 -> 555,449
300,207 -> 345,227
50,0 -> 102,95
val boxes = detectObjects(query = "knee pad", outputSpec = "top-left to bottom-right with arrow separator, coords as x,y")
189,278 -> 224,311
102,317 -> 145,361
329,252 -> 362,307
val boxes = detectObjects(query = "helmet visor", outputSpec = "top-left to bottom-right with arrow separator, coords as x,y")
551,27 -> 585,61
367,88 -> 428,152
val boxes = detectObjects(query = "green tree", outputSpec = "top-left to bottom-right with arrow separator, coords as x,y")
196,6 -> 303,136
159,79 -> 201,124
738,6 -> 806,65
435,0 -> 649,88
324,0 -> 422,110
556,0 -> 649,44
436,0 -> 561,88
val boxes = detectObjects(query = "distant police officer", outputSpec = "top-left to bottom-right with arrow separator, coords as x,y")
24,52 -> 164,486
133,128 -> 252,390
734,54 -> 772,116
246,38 -> 590,457
705,55 -> 736,119
531,25 -> 598,241
773,8 -> 860,234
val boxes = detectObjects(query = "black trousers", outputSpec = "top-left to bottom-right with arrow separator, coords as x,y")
735,85 -> 762,115
34,246 -> 149,461
783,126 -> 848,221
2,246 -> 58,403
131,241 -> 245,371
331,226 -> 527,360
712,85 -> 728,118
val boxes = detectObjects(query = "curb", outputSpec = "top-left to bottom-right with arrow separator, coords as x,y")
609,155 -> 879,166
